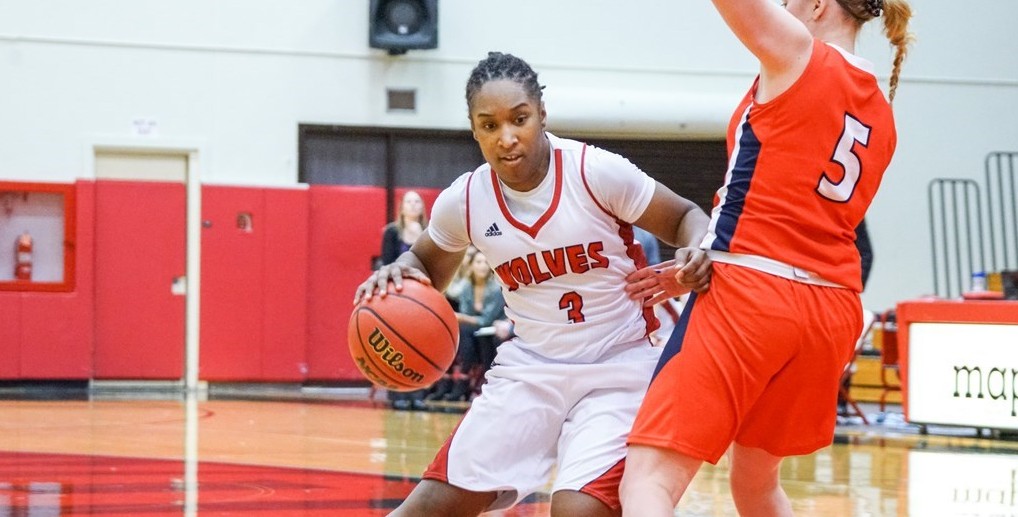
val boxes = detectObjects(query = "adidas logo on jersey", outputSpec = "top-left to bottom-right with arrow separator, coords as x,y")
484,222 -> 502,237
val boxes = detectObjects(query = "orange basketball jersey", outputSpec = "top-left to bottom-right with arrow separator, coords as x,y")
701,39 -> 896,291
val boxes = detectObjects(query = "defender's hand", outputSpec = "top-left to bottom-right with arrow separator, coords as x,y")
624,249 -> 712,307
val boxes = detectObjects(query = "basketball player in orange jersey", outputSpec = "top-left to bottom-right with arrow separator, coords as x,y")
618,0 -> 914,515
353,52 -> 711,517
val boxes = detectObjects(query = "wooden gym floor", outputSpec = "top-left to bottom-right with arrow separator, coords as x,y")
0,385 -> 1016,516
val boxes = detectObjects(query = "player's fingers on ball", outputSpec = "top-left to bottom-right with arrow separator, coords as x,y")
373,271 -> 393,297
388,270 -> 406,293
355,278 -> 376,303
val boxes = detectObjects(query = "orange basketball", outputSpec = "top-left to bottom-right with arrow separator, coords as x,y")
348,279 -> 458,392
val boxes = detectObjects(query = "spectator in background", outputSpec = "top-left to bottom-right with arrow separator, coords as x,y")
449,251 -> 506,402
381,191 -> 427,266
379,190 -> 430,411
430,245 -> 480,401
443,245 -> 478,308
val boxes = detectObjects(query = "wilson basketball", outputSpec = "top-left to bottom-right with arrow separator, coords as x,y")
348,280 -> 459,392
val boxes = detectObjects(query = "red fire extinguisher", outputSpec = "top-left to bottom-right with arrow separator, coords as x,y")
14,231 -> 32,281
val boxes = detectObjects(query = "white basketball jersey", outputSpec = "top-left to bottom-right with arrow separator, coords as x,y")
429,133 -> 659,363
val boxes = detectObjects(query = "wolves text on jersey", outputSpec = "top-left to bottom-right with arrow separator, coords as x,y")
492,241 -> 609,292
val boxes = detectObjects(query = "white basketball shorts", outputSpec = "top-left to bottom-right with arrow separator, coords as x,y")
421,340 -> 661,511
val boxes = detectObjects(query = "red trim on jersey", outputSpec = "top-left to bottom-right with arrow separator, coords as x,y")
619,222 -> 661,338
491,149 -> 563,239
465,171 -> 475,244
579,144 -> 613,217
579,458 -> 625,511
580,145 -> 660,338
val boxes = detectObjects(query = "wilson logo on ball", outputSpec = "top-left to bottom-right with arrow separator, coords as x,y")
366,327 -> 425,384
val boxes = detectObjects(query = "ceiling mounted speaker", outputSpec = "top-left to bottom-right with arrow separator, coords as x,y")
368,0 -> 438,55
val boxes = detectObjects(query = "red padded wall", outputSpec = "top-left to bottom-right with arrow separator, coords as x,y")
2,180 -> 440,383
93,180 -> 185,379
199,185 -> 308,381
261,188 -> 308,380
20,180 -> 95,378
200,186 -> 265,380
0,294 -> 22,378
306,186 -> 386,381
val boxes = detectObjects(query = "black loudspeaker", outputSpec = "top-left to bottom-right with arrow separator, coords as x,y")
368,0 -> 438,55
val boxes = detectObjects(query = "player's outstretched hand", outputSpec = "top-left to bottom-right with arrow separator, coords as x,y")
353,263 -> 433,304
624,248 -> 712,307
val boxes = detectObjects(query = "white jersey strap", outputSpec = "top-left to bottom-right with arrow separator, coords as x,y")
706,250 -> 847,289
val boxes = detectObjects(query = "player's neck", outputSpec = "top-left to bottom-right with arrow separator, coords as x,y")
816,25 -> 857,54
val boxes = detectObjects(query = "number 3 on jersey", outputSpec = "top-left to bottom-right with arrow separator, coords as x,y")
559,291 -> 585,323
816,113 -> 871,203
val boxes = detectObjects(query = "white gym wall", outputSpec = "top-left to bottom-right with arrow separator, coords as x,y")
0,0 -> 1015,310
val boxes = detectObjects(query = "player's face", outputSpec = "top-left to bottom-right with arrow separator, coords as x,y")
469,79 -> 549,192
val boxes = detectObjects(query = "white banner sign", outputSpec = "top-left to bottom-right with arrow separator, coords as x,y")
908,322 -> 1018,430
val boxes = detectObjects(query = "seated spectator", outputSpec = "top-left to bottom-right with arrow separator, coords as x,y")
429,251 -> 505,402
443,245 -> 477,308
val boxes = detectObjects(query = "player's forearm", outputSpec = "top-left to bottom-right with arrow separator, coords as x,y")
673,206 -> 710,250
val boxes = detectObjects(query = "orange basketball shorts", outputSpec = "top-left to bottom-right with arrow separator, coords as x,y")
628,262 -> 862,463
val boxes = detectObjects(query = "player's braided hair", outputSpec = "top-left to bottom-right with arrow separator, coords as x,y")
465,52 -> 545,109
835,0 -> 915,103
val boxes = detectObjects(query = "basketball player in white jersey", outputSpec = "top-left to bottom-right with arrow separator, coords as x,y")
354,52 -> 711,517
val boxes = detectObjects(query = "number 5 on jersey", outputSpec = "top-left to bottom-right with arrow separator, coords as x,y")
816,113 -> 871,203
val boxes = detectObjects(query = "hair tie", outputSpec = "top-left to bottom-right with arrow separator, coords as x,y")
866,0 -> 883,17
